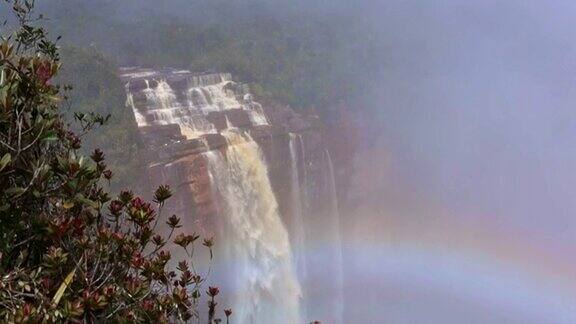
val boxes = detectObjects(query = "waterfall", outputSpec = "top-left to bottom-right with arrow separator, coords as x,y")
138,79 -> 217,137
121,68 -> 344,323
205,130 -> 301,324
289,133 -> 308,319
325,150 -> 344,324
144,80 -> 178,112
125,92 -> 147,127
123,70 -> 268,139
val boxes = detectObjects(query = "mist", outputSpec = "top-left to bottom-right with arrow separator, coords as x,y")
5,0 -> 576,322
344,0 -> 576,322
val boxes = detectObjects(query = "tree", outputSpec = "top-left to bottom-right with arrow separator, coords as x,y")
0,1 -> 225,322
57,46 -> 146,192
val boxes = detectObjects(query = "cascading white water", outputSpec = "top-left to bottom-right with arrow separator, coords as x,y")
289,133 -> 308,319
125,92 -> 147,126
205,131 -> 301,324
125,79 -> 217,137
122,70 -> 268,139
188,81 -> 241,113
144,80 -> 177,113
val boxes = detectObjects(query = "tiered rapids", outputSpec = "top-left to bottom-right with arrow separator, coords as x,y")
121,68 -> 343,324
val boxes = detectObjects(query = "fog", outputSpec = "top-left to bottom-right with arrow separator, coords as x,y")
344,1 -> 576,322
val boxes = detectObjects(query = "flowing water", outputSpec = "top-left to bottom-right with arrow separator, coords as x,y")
325,150 -> 344,324
123,70 -> 267,138
205,131 -> 301,323
289,133 -> 308,319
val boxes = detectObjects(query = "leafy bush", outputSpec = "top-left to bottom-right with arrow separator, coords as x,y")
0,1 -> 225,322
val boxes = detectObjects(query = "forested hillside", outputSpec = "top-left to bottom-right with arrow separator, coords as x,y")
56,47 -> 145,191
37,0 -> 382,111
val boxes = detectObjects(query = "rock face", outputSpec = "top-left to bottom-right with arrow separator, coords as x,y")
120,67 -> 344,324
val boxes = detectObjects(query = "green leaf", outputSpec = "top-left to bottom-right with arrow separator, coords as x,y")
75,194 -> 98,209
0,153 -> 10,172
41,130 -> 58,142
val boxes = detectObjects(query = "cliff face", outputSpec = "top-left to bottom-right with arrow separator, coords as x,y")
138,99 -> 328,237
120,68 -> 344,324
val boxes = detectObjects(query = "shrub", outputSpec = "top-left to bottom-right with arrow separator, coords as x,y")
0,1 -> 225,322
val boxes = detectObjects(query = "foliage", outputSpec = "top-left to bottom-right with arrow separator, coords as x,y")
57,46 -> 145,192
0,1 -> 224,322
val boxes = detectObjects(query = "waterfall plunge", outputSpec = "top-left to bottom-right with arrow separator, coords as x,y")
205,130 -> 301,324
289,134 -> 308,320
325,150 -> 344,324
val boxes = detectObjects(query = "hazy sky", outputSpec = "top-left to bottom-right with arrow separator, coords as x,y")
358,0 -> 576,245
344,1 -> 576,322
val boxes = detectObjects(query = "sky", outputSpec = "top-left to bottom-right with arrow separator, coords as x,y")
344,0 -> 576,322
